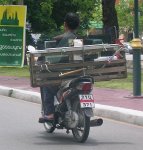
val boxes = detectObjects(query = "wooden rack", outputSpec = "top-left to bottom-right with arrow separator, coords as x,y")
29,44 -> 127,87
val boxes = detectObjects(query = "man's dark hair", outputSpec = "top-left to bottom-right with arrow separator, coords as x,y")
64,12 -> 80,30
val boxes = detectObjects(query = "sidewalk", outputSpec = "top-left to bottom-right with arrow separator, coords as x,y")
0,76 -> 143,126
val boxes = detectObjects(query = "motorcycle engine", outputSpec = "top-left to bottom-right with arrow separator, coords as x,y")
64,111 -> 79,129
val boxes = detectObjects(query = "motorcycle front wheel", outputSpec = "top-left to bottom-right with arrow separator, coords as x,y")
72,100 -> 90,143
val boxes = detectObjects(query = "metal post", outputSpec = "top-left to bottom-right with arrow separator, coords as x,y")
131,0 -> 142,96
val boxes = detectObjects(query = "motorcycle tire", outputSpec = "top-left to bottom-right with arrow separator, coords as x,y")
43,122 -> 55,133
72,100 -> 90,143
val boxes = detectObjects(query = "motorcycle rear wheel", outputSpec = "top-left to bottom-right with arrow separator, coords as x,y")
72,101 -> 90,143
43,122 -> 55,133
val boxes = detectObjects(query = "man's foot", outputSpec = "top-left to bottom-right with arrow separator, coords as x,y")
39,114 -> 54,123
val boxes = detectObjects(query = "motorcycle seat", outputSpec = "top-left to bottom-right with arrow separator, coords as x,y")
69,76 -> 94,88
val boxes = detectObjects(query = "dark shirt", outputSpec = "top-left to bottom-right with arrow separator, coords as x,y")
56,31 -> 76,47
38,31 -> 76,62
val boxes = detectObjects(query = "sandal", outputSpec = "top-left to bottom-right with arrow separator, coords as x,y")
39,114 -> 54,123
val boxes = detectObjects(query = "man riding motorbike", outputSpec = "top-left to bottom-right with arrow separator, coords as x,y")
39,12 -> 80,123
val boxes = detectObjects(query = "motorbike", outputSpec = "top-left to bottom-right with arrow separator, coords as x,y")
42,73 -> 103,143
28,45 -> 103,143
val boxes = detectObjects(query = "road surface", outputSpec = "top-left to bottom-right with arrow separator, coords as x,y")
0,95 -> 143,150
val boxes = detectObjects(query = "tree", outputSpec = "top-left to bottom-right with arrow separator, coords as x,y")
0,0 -> 123,43
116,0 -> 143,41
51,0 -> 77,29
23,0 -> 98,33
102,0 -> 119,43
0,0 -> 9,4
24,0 -> 54,33
0,0 -> 23,4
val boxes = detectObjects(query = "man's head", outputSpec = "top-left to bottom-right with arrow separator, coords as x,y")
64,12 -> 80,31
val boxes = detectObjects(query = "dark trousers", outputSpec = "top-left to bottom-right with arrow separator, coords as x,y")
40,86 -> 58,115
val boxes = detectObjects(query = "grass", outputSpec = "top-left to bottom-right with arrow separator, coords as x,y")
0,66 -> 142,92
95,73 -> 143,92
0,66 -> 30,77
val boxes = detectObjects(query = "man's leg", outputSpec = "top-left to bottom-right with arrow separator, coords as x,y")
39,85 -> 58,123
40,86 -> 55,116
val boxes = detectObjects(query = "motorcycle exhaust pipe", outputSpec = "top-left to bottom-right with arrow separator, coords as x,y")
90,118 -> 103,127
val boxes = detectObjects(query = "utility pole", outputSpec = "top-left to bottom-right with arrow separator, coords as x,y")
131,0 -> 142,96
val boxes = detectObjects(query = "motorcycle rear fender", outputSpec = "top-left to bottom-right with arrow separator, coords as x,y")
82,108 -> 94,117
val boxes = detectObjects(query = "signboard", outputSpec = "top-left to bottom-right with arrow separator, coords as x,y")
0,5 -> 27,67
89,21 -> 103,29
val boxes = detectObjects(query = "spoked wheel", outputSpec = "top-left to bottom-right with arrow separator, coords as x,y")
72,101 -> 90,143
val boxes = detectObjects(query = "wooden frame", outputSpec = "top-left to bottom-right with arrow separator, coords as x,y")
29,44 -> 127,87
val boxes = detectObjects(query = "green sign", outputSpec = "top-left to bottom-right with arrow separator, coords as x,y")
89,21 -> 103,29
0,5 -> 27,67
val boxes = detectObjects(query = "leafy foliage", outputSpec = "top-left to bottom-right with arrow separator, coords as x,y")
116,0 -> 143,33
0,0 -> 9,4
24,0 -> 55,33
0,0 -> 104,34
23,0 -> 98,33
0,0 -> 19,4
116,0 -> 134,30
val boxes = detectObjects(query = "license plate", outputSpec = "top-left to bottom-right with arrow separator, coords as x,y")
79,94 -> 95,108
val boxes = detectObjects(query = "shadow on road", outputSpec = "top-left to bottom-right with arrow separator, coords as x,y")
34,131 -> 132,146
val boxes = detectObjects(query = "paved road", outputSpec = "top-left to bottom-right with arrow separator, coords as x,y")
0,95 -> 143,150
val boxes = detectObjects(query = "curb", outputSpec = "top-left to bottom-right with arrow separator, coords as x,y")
0,86 -> 41,104
12,89 -> 41,104
0,85 -> 143,126
94,104 -> 143,126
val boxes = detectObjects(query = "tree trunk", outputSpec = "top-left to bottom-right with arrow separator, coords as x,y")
102,0 -> 119,44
